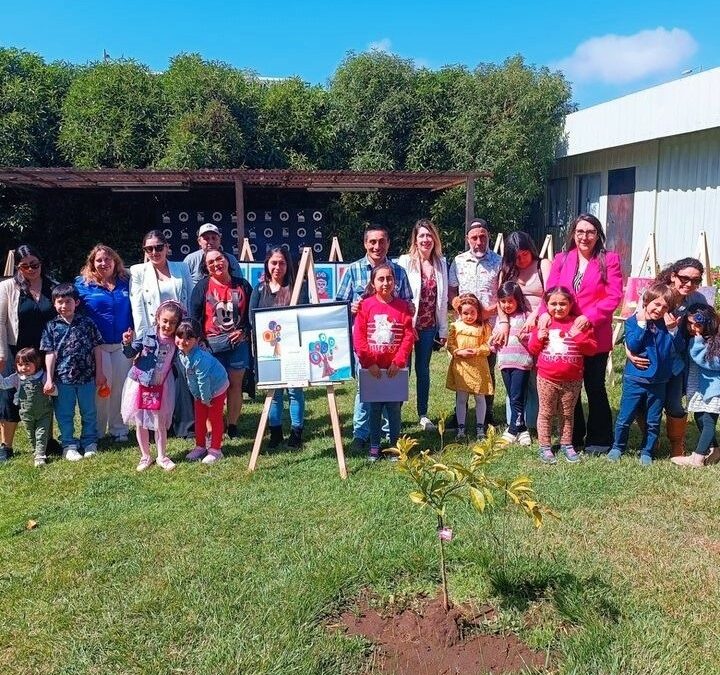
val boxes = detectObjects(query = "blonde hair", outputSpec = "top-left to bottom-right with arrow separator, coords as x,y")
406,219 -> 443,268
79,244 -> 128,284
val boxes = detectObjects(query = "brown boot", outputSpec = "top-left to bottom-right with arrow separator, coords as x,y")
665,414 -> 688,458
670,452 -> 705,467
705,446 -> 720,465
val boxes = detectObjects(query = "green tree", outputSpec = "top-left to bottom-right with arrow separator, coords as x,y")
59,59 -> 165,168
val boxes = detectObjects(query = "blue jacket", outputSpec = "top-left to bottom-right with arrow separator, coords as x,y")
76,276 -> 133,344
689,336 -> 720,400
624,314 -> 686,384
178,345 -> 229,405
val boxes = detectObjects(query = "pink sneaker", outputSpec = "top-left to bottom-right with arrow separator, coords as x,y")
157,456 -> 176,472
136,456 -> 154,472
185,446 -> 207,461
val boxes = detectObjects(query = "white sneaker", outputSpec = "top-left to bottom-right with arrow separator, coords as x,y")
517,431 -> 532,446
419,416 -> 436,432
202,449 -> 223,465
502,431 -> 518,444
63,446 -> 83,462
34,456 -> 47,468
83,444 -> 98,458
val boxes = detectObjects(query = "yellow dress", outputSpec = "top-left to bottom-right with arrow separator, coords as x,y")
445,321 -> 494,395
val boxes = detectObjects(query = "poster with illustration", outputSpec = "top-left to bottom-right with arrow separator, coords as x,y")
620,277 -> 655,319
252,302 -> 353,388
314,265 -> 335,302
248,263 -> 265,288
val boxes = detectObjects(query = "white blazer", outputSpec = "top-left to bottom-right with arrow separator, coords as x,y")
397,254 -> 449,339
129,261 -> 193,338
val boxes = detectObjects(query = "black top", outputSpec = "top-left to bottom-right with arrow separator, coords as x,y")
17,282 -> 55,351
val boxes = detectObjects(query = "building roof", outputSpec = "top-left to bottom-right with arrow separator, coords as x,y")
558,66 -> 720,158
0,168 -> 479,192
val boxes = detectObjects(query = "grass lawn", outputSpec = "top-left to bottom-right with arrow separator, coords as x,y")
2,345 -> 720,674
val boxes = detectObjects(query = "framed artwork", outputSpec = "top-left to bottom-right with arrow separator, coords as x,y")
314,265 -> 335,302
252,302 -> 354,388
248,262 -> 265,288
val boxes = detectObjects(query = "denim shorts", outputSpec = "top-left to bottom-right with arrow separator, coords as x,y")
214,340 -> 250,371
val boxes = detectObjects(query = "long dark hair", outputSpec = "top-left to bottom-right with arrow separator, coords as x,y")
544,285 -> 578,317
683,303 -> 720,362
565,214 -> 608,284
262,247 -> 295,289
497,281 -> 531,314
500,231 -> 539,282
13,244 -> 53,293
656,257 -> 704,285
362,263 -> 395,299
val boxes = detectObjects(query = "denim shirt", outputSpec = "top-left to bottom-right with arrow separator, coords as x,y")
179,345 -> 229,404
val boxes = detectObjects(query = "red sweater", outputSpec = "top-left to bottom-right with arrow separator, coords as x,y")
353,295 -> 415,369
528,316 -> 597,382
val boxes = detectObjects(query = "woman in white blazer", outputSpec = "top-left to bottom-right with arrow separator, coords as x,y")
397,219 -> 448,431
129,230 -> 194,437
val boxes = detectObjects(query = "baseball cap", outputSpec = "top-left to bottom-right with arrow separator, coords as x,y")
198,223 -> 221,237
466,218 -> 490,234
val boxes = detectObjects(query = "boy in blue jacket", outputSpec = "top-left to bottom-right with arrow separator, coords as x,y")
609,283 -> 687,465
175,320 -> 229,464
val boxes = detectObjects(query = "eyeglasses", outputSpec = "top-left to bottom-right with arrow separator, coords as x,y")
18,262 -> 41,271
574,229 -> 597,239
143,244 -> 166,254
675,274 -> 702,287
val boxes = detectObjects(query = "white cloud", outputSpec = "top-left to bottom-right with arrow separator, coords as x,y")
368,38 -> 392,53
554,27 -> 697,84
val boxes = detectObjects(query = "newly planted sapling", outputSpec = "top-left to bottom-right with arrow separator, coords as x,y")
387,426 -> 556,611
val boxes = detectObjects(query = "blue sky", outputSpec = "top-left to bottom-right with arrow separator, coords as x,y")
2,0 -> 718,108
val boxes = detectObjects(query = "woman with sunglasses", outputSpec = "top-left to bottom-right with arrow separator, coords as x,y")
0,245 -> 57,460
628,257 -> 708,457
129,230 -> 194,437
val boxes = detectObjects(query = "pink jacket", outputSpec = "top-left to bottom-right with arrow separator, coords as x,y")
542,249 -> 623,353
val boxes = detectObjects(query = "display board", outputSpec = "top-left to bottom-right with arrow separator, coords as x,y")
159,208 -> 328,261
252,301 -> 354,388
244,262 -> 347,303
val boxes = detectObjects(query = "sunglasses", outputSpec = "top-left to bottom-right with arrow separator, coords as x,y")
18,262 -> 41,271
143,244 -> 166,254
675,274 -> 702,286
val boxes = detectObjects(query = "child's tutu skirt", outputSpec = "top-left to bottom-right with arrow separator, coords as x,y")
121,374 -> 176,431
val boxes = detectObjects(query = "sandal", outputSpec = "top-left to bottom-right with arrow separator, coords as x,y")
136,457 -> 154,472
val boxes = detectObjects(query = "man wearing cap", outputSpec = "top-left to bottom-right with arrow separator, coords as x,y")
448,219 -> 502,427
184,223 -> 244,285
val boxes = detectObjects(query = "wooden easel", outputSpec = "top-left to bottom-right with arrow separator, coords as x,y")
539,234 -> 555,261
493,232 -> 504,255
695,231 -> 712,286
329,236 -> 344,262
239,238 -> 254,262
248,246 -> 348,479
3,251 -> 13,277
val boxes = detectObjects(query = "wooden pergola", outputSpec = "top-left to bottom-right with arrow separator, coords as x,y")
0,167 -> 488,241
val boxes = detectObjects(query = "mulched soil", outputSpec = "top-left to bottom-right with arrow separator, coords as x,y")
337,594 -> 548,674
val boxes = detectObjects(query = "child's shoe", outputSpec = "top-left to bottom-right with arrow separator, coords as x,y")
83,444 -> 98,458
368,446 -> 381,462
538,447 -> 557,464
639,453 -> 653,466
561,445 -> 580,463
0,444 -> 9,462
502,430 -> 518,444
63,445 -> 83,462
185,446 -> 207,461
476,425 -> 486,440
201,449 -> 223,465
606,447 -> 622,462
517,431 -> 532,446
671,452 -> 706,467
419,416 -> 436,432
34,455 -> 46,468
456,426 -> 466,441
157,456 -> 176,471
136,456 -> 154,472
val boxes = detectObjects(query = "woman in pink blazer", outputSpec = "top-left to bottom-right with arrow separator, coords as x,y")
542,214 -> 623,454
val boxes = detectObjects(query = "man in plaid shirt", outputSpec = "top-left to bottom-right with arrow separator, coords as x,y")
336,224 -> 413,446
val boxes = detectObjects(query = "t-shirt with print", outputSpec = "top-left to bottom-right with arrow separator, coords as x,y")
352,295 -> 415,370
204,277 -> 248,337
40,315 -> 103,385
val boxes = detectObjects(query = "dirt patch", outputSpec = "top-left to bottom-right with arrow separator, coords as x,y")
337,594 -> 548,674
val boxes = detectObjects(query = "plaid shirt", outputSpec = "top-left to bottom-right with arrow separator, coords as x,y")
40,314 -> 103,385
448,249 -> 501,306
335,256 -> 413,304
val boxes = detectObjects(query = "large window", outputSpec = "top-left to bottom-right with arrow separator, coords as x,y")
578,172 -> 601,216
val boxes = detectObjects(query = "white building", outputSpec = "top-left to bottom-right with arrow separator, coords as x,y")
549,67 -> 720,276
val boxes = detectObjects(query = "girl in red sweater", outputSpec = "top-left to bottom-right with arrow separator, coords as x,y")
353,263 -> 415,461
528,286 -> 597,464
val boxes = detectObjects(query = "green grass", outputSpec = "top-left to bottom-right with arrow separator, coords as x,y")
2,346 -> 720,674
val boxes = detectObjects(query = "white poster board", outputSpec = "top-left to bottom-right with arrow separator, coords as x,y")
252,301 -> 354,388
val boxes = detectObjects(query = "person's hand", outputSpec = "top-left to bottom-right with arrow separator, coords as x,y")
537,328 -> 549,342
573,315 -> 590,332
387,363 -> 399,378
455,348 -> 475,357
43,379 -> 54,395
229,329 -> 245,345
636,307 -> 646,322
351,299 -> 362,315
407,302 -> 415,316
664,312 -> 678,330
491,323 -> 510,347
626,349 -> 650,370
368,364 -> 381,378
521,313 -> 538,335
436,337 -> 447,347
122,327 -> 134,345
95,372 -> 107,388
537,313 -> 551,330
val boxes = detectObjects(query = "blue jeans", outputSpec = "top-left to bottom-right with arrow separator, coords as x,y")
612,378 -> 666,457
370,401 -> 402,448
54,382 -> 97,449
269,387 -> 305,428
693,412 -> 718,455
414,327 -> 437,417
506,369 -> 538,430
501,368 -> 530,434
664,372 -> 686,418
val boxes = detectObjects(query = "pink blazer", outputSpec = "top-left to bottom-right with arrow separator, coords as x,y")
543,249 -> 623,353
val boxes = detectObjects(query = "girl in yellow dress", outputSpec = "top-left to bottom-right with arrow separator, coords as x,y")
446,293 -> 494,440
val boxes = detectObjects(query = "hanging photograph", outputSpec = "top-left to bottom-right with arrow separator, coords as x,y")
252,302 -> 354,388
